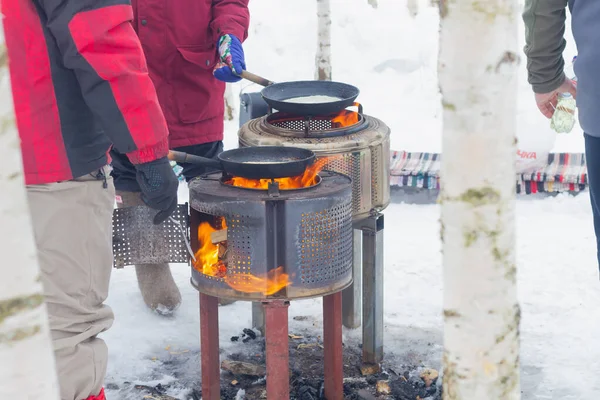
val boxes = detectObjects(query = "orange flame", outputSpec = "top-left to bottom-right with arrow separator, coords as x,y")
331,110 -> 359,128
193,220 -> 291,295
225,157 -> 333,190
225,266 -> 290,296
193,219 -> 228,278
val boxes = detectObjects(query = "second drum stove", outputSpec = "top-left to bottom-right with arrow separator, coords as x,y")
188,170 -> 353,400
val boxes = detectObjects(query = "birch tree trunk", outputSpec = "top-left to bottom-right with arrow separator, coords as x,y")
0,18 -> 60,400
438,1 -> 521,399
406,0 -> 419,17
315,0 -> 332,81
224,83 -> 235,121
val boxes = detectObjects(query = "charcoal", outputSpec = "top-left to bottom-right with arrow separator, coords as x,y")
426,384 -> 439,396
409,374 -> 426,388
243,328 -> 258,340
297,385 -> 318,400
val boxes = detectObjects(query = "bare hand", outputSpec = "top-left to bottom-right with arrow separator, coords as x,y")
535,76 -> 577,119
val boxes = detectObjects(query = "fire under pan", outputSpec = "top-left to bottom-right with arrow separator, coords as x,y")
188,171 -> 354,301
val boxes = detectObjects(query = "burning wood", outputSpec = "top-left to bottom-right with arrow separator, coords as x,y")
194,220 -> 228,279
194,220 -> 291,295
211,228 -> 228,244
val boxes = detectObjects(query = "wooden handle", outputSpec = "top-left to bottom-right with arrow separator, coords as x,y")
240,70 -> 275,87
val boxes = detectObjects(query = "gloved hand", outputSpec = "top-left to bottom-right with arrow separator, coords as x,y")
135,157 -> 179,225
213,34 -> 245,83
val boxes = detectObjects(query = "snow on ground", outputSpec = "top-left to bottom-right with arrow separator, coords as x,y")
103,1 -> 600,399
105,186 -> 600,400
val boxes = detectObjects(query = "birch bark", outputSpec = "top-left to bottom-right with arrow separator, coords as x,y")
0,16 -> 60,400
315,0 -> 332,81
438,1 -> 521,398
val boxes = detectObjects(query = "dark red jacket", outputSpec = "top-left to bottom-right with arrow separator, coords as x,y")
130,0 -> 250,148
3,0 -> 169,185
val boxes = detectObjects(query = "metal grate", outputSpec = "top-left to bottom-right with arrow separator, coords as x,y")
225,214 -> 255,286
371,147 -> 380,206
112,204 -> 190,268
371,137 -> 390,209
298,199 -> 353,284
269,118 -> 335,131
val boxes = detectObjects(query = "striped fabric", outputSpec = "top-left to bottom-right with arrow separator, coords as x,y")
389,151 -> 588,194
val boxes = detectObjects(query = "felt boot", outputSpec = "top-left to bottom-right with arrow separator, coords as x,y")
116,191 -> 182,315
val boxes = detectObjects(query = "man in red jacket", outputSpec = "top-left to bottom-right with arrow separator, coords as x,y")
2,0 -> 179,398
109,0 -> 250,315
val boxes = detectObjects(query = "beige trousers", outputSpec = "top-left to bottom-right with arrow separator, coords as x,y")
27,166 -> 115,400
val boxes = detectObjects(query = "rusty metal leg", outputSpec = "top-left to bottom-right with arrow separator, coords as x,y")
252,301 -> 265,335
362,213 -> 384,365
323,292 -> 344,400
264,301 -> 290,400
342,229 -> 362,329
200,293 -> 220,400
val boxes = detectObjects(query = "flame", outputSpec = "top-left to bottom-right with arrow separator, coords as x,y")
331,110 -> 359,128
226,157 -> 333,190
193,220 -> 291,295
193,219 -> 228,278
225,266 -> 290,296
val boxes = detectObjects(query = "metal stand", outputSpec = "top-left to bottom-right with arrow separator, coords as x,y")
264,301 -> 290,400
200,293 -> 220,400
342,213 -> 385,365
252,301 -> 265,335
342,229 -> 362,328
361,213 -> 384,364
254,213 -> 385,365
323,292 -> 344,400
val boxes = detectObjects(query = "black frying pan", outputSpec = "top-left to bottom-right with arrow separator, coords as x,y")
241,71 -> 360,116
168,146 -> 316,179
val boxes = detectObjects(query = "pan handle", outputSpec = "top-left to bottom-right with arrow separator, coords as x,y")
240,70 -> 275,87
168,151 -> 223,170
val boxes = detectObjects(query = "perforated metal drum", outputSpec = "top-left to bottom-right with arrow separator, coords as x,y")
112,204 -> 190,268
188,171 -> 354,301
238,113 -> 390,220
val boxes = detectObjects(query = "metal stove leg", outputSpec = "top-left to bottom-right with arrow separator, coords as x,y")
323,292 -> 344,400
342,229 -> 362,329
252,301 -> 265,335
362,213 -> 384,365
264,301 -> 290,400
200,293 -> 220,400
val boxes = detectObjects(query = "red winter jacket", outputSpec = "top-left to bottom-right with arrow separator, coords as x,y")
2,0 -> 169,185
130,0 -> 250,148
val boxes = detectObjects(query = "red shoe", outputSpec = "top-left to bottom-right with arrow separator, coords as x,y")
85,388 -> 106,400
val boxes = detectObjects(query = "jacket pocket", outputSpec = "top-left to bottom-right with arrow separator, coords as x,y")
171,45 -> 225,124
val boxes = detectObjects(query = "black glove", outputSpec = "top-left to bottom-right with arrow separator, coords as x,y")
135,157 -> 179,225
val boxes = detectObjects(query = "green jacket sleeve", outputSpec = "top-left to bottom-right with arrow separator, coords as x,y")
522,0 -> 569,93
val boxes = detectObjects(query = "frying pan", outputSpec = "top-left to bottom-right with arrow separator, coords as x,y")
241,71 -> 360,116
168,146 -> 316,179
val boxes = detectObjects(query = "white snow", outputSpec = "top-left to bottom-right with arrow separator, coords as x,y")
102,1 -> 599,399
